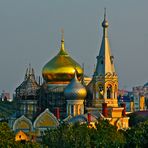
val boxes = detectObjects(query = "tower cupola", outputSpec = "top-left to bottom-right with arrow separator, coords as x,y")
95,9 -> 116,77
87,10 -> 118,110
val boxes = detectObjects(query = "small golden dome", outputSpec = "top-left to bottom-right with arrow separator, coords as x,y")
102,19 -> 109,28
42,33 -> 83,83
102,8 -> 109,28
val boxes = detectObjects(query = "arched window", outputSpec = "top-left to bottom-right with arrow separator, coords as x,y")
98,85 -> 104,99
114,85 -> 117,98
71,105 -> 74,115
107,85 -> 112,99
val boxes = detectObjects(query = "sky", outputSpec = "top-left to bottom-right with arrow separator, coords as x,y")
0,0 -> 148,96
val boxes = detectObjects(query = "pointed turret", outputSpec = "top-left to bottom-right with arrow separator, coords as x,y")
16,65 -> 40,98
15,65 -> 40,119
24,68 -> 28,80
87,10 -> 118,110
95,9 -> 115,76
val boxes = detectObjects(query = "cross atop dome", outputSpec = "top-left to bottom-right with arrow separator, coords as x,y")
61,28 -> 65,51
42,31 -> 83,83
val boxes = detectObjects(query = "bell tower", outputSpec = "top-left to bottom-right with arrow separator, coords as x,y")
92,9 -> 118,110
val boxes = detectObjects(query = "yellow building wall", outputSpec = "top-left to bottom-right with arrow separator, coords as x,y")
15,130 -> 29,141
130,101 -> 134,112
139,96 -> 145,110
109,117 -> 129,130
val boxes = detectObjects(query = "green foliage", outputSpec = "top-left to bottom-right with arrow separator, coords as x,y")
42,120 -> 125,148
0,122 -> 15,147
125,120 -> 148,148
0,122 -> 40,148
43,123 -> 91,148
43,119 -> 148,148
15,141 -> 41,148
91,120 -> 126,148
1,118 -> 148,148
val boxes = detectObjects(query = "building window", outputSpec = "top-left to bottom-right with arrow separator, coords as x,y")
71,105 -> 74,115
98,85 -> 104,99
114,85 -> 117,98
107,85 -> 112,99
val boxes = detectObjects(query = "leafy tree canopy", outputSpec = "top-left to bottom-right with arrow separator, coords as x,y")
125,120 -> 148,147
42,120 -> 125,148
0,122 -> 40,147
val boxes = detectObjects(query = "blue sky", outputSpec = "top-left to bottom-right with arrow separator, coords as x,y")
0,0 -> 148,95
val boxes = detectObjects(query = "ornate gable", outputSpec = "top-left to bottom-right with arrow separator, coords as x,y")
33,108 -> 59,128
13,115 -> 32,131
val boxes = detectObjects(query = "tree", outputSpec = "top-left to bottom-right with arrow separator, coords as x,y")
0,122 -> 40,147
43,123 -> 91,148
42,120 -> 126,148
0,122 -> 15,147
90,120 -> 126,148
125,120 -> 148,148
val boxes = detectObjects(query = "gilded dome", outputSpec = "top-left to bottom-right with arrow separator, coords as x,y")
64,72 -> 87,100
42,34 -> 83,83
102,19 -> 109,28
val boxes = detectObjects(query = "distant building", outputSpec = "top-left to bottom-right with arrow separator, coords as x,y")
117,86 -> 147,112
0,91 -> 11,101
118,94 -> 133,112
133,83 -> 147,111
15,65 -> 40,120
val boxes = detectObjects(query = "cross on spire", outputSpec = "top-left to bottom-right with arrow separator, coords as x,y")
61,28 -> 65,50
104,8 -> 106,20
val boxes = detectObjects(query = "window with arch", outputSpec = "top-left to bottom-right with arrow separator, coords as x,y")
71,105 -> 74,115
98,85 -> 104,99
107,84 -> 112,99
114,85 -> 117,98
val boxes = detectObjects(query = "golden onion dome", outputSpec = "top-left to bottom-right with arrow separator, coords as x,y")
64,72 -> 87,100
42,32 -> 83,83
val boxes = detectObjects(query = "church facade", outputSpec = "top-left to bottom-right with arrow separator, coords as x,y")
12,11 -> 129,138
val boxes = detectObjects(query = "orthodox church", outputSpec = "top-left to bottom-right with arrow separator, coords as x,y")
12,11 -> 129,138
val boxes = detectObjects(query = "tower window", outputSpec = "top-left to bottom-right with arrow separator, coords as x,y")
71,105 -> 74,115
98,85 -> 104,99
107,85 -> 112,99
